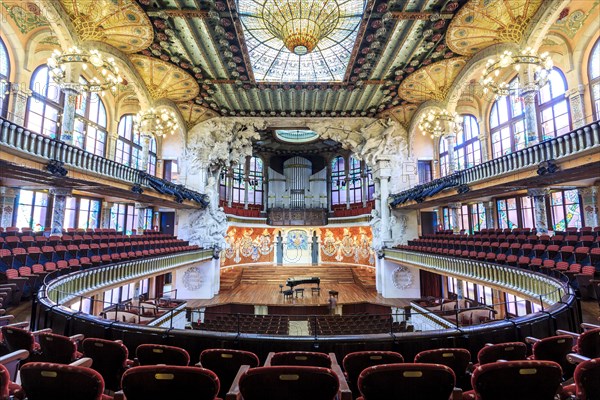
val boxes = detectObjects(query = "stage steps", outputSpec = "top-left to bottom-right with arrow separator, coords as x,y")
240,266 -> 356,285
220,268 -> 243,290
352,267 -> 376,290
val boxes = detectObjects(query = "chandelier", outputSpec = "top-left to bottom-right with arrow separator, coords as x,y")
418,110 -> 462,139
47,47 -> 123,93
480,47 -> 553,97
261,0 -> 341,55
134,109 -> 180,138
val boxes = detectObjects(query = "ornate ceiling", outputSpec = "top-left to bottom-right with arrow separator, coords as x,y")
45,0 -> 553,122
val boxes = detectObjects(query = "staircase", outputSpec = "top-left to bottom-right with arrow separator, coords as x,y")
352,267 -> 376,290
239,266 -> 356,285
220,268 -> 243,290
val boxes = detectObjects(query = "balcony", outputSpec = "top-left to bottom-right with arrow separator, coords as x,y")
0,116 -> 208,209
391,121 -> 600,208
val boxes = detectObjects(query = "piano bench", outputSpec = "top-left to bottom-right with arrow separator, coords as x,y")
311,287 -> 321,296
283,290 -> 294,300
295,288 -> 305,298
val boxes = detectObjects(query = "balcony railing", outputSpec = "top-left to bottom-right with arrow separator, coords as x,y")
391,121 -> 600,207
384,248 -> 566,306
0,116 -> 208,207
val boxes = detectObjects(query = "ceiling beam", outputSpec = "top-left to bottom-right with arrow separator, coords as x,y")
147,9 -> 210,18
390,12 -> 454,20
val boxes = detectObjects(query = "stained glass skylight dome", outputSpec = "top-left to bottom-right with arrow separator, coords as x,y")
275,129 -> 319,143
238,0 -> 365,82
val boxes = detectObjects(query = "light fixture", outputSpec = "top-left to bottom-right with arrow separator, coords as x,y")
480,47 -> 553,98
260,0 -> 341,55
417,109 -> 462,139
134,108 -> 180,138
47,47 -> 123,93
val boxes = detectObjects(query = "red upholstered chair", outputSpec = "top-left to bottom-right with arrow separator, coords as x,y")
342,351 -> 404,398
37,333 -> 84,364
466,360 -> 562,400
572,327 -> 600,359
561,356 -> 600,400
20,362 -> 112,400
0,363 -> 23,400
82,338 -> 132,392
0,326 -> 47,356
120,365 -> 219,400
268,351 -> 331,368
357,363 -> 455,400
414,348 -> 471,390
477,342 -> 528,365
135,344 -> 190,366
199,348 -> 259,399
238,366 -> 339,400
525,335 -> 574,377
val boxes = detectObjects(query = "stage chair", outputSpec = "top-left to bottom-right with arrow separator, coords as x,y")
118,365 -> 219,400
20,362 -> 111,400
466,360 -> 562,400
135,344 -> 190,366
357,363 -> 456,400
37,332 -> 84,364
82,338 -> 133,392
234,365 -> 339,400
476,342 -> 528,366
414,348 -> 471,390
266,351 -> 331,368
199,348 -> 259,399
342,351 -> 404,397
561,354 -> 600,400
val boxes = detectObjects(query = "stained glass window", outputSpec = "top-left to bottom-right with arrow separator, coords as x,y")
15,190 -> 48,229
237,0 -> 365,82
348,156 -> 362,204
496,198 -> 519,229
537,68 -> 570,140
116,115 -> 141,168
74,79 -> 108,156
456,115 -> 481,170
489,77 -> 525,158
331,156 -> 346,205
439,138 -> 449,177
26,66 -> 63,139
247,156 -> 263,206
0,37 -> 9,118
550,189 -> 582,231
589,38 -> 600,120
147,137 -> 157,176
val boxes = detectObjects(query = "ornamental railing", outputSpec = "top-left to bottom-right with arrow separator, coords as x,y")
390,121 -> 600,207
384,248 -> 567,306
0,117 -> 208,207
43,249 -> 212,305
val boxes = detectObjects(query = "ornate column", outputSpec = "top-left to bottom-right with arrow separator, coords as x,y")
579,186 -> 599,228
139,134 -> 152,172
59,88 -> 79,145
478,133 -> 490,162
101,201 -> 113,229
520,69 -> 540,146
435,208 -> 444,231
432,138 -> 441,180
9,85 -> 32,126
376,158 -> 392,245
568,85 -> 586,129
106,131 -> 119,161
445,134 -> 457,174
527,188 -> 550,234
49,188 -> 72,235
0,187 -> 17,228
135,203 -> 149,235
483,201 -> 496,230
448,202 -> 461,234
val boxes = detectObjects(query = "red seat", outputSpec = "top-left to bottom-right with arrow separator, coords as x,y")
82,338 -> 132,392
574,328 -> 600,358
561,357 -> 600,400
342,351 -> 404,397
135,344 -> 190,367
414,348 -> 471,390
477,342 -> 527,365
0,362 -> 23,400
269,351 -> 331,368
38,333 -> 83,364
0,326 -> 41,355
527,335 -> 574,377
358,363 -> 455,400
200,348 -> 260,399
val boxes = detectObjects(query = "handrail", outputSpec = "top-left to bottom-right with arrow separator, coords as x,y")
0,116 -> 208,207
390,121 -> 600,206
384,248 -> 567,306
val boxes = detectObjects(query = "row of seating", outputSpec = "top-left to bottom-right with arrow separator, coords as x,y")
431,226 -> 600,238
198,315 -> 290,335
0,227 -> 162,237
307,315 -> 414,335
0,233 -> 186,250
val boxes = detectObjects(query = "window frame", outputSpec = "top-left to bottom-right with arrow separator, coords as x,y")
331,156 -> 347,206
73,83 -> 108,157
14,189 -> 50,229
26,65 -> 65,139
0,37 -> 10,119
489,77 -> 526,158
63,195 -> 102,230
536,68 -> 571,140
588,37 -> 600,121
246,156 -> 263,206
549,189 -> 583,231
116,114 -> 141,169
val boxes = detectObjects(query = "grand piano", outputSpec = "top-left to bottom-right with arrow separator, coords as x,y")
286,276 -> 320,289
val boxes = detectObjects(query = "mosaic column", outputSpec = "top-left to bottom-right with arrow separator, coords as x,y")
106,131 -> 119,161
59,88 -> 79,145
9,85 -> 32,126
0,187 -> 17,228
527,188 -> 549,234
49,188 -> 72,235
483,201 -> 496,230
568,85 -> 586,129
435,208 -> 444,232
135,203 -> 149,235
478,133 -> 490,162
139,134 -> 152,172
448,202 -> 461,234
520,69 -> 540,146
579,186 -> 599,228
432,138 -> 441,180
445,134 -> 457,174
101,201 -> 113,229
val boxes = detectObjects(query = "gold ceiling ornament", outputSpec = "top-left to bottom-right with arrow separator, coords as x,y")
177,102 -> 217,130
59,0 -> 154,54
129,55 -> 199,102
47,47 -> 123,93
134,108 -> 180,139
381,104 -> 418,128
446,0 -> 544,56
418,109 -> 463,139
480,47 -> 553,98
260,0 -> 341,55
398,57 -> 468,104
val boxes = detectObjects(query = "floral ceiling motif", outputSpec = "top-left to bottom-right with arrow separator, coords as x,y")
0,1 -> 48,35
177,102 -> 218,130
129,55 -> 199,102
446,0 -> 544,56
379,104 -> 418,128
398,57 -> 468,104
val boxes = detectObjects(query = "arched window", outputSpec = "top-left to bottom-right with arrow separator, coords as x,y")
456,115 -> 481,170
116,114 -> 141,168
74,79 -> 107,156
147,137 -> 157,175
348,156 -> 362,204
439,138 -> 449,177
0,37 -> 10,118
589,38 -> 600,120
247,156 -> 263,206
537,68 -> 570,139
231,163 -> 245,204
331,156 -> 346,206
26,65 -> 64,138
489,77 -> 525,158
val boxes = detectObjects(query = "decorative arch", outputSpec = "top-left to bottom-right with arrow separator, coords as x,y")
522,0 -> 571,51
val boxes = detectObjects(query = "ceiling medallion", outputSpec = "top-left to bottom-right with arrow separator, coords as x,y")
261,0 -> 341,55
